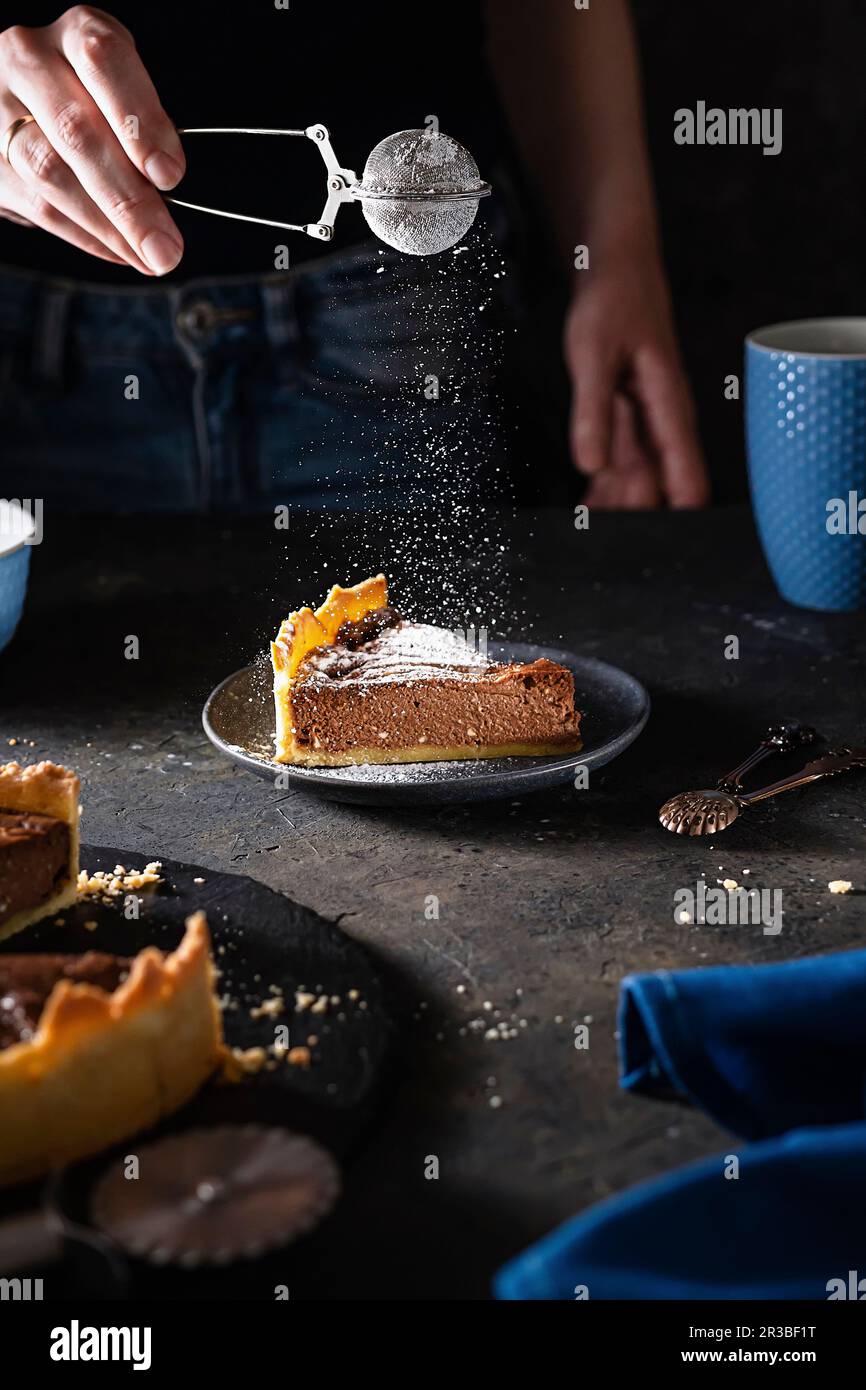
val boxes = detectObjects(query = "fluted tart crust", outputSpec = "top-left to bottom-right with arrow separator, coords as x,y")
0,911 -> 222,1187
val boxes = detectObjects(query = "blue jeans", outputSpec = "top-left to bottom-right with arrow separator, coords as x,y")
0,237 -> 514,512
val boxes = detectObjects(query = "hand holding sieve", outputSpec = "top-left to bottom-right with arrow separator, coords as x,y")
166,123 -> 491,256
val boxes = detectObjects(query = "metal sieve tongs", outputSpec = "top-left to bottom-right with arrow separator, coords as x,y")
167,124 -> 492,256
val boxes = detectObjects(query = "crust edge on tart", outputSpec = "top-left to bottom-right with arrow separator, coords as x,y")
288,738 -> 585,768
0,911 -> 222,1188
271,575 -> 388,763
0,761 -> 80,944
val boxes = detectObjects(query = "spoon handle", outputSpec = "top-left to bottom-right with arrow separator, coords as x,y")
738,747 -> 866,807
719,722 -> 819,792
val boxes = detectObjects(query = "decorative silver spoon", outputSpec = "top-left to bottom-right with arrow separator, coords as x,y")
660,746 -> 866,836
659,722 -> 818,835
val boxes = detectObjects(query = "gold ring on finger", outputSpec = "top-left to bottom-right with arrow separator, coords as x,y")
2,114 -> 37,165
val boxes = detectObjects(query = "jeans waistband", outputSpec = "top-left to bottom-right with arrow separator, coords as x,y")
0,236 -> 429,364
0,195 -> 517,389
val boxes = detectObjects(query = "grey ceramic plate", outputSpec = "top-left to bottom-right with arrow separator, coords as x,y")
202,644 -> 650,807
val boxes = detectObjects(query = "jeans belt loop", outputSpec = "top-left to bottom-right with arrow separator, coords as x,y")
31,283 -> 72,388
261,277 -> 298,353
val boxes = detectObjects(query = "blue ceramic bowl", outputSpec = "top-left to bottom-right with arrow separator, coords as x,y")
0,503 -> 34,653
746,319 -> 866,612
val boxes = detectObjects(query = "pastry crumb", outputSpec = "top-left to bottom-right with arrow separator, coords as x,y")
250,996 -> 283,1020
220,1045 -> 269,1082
78,862 -> 163,900
828,880 -> 853,894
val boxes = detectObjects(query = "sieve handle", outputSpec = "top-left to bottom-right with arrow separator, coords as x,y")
166,124 -> 359,241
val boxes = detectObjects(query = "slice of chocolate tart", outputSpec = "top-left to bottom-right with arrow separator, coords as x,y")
0,762 -> 80,943
271,576 -> 582,767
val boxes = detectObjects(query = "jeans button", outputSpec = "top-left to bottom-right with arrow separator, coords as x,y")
176,299 -> 216,341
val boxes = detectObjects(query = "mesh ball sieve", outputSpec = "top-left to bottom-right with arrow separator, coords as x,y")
168,123 -> 491,256
355,128 -> 491,255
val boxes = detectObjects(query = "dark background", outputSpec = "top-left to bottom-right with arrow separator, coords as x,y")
2,2 -> 863,506
632,0 -> 866,501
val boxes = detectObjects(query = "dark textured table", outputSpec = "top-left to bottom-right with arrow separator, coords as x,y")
3,505 -> 865,1299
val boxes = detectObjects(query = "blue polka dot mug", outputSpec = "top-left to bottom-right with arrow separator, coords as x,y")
746,319 -> 866,612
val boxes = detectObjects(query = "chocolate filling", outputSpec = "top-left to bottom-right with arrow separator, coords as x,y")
0,950 -> 131,1049
334,605 -> 402,650
0,810 -> 70,928
292,620 -> 581,753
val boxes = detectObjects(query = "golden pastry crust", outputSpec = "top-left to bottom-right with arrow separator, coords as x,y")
271,575 -> 388,762
0,911 -> 222,1188
0,761 -> 80,943
289,738 -> 584,768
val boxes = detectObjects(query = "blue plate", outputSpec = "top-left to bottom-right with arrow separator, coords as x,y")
202,644 -> 649,807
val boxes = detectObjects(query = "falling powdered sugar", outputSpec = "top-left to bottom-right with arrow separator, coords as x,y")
300,221 -> 523,639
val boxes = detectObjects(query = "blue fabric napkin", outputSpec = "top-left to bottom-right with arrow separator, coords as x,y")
496,948 -> 866,1300
619,948 -> 866,1140
496,1122 -> 866,1300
